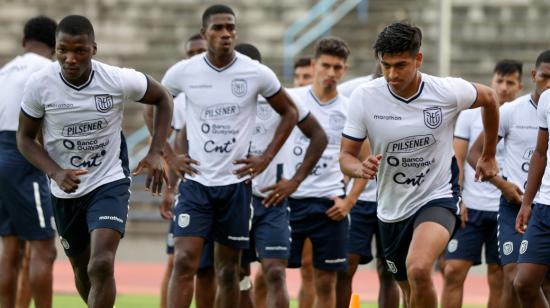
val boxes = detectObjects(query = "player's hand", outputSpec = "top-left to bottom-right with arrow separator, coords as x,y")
261,178 -> 300,207
515,204 -> 532,234
459,202 -> 468,228
359,154 -> 382,180
474,156 -> 498,182
501,181 -> 523,205
160,186 -> 175,220
52,169 -> 88,193
233,155 -> 270,181
169,154 -> 200,177
325,196 -> 353,221
133,152 -> 168,195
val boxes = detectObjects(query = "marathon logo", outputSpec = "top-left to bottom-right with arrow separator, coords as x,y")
62,118 -> 108,137
200,104 -> 240,120
386,134 -> 435,153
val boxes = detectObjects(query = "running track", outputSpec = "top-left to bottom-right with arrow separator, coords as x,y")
53,260 -> 489,304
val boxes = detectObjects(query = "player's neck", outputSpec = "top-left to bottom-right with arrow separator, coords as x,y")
531,92 -> 540,105
63,66 -> 93,87
206,50 -> 235,69
23,41 -> 53,59
389,71 -> 422,99
311,83 -> 338,104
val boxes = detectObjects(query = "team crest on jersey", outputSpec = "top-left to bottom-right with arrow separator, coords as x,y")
94,94 -> 114,113
257,104 -> 272,120
447,239 -> 458,253
503,241 -> 513,256
423,107 -> 442,129
329,114 -> 346,131
520,240 -> 528,254
231,79 -> 247,97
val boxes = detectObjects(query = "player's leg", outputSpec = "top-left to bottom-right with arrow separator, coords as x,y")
441,259 -> 472,308
27,238 -> 56,308
160,222 -> 175,308
170,236 -> 204,307
498,197 -> 522,308
16,242 -> 32,308
260,258 -> 288,308
214,242 -> 242,308
487,264 -> 503,308
239,262 -> 255,308
376,258 -> 400,308
515,263 -> 549,308
484,211 -> 502,308
299,239 -> 316,308
0,236 -> 21,307
254,267 -> 267,308
336,253 -> 360,308
195,240 -> 216,308
313,269 -> 337,308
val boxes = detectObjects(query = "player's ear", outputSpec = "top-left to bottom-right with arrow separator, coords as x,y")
200,27 -> 206,38
532,69 -> 537,83
92,42 -> 97,56
415,52 -> 423,68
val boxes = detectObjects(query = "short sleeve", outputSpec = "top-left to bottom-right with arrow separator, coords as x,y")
450,78 -> 478,112
342,87 -> 368,141
161,61 -> 186,97
498,102 -> 514,137
257,64 -> 282,99
287,90 -> 310,122
171,94 -> 186,130
538,91 -> 550,129
454,111 -> 471,140
20,74 -> 44,119
119,68 -> 148,101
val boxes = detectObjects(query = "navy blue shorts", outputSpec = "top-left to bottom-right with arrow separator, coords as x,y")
287,197 -> 349,271
0,131 -> 55,240
243,196 -> 291,263
52,178 -> 130,257
498,196 -> 523,266
378,197 -> 460,281
445,208 -> 499,265
166,219 -> 175,254
348,200 -> 382,264
518,203 -> 550,266
173,180 -> 252,250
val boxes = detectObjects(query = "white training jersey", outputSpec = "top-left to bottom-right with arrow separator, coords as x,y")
21,60 -> 147,198
0,53 -> 52,131
454,108 -> 504,212
161,52 -> 281,186
347,179 -> 377,202
499,94 -> 539,194
251,94 -> 309,197
536,90 -> 550,205
338,75 -> 374,98
171,94 -> 186,131
286,86 -> 348,198
343,74 -> 477,222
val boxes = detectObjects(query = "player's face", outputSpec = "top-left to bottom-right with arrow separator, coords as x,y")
490,72 -> 522,105
379,51 -> 422,95
532,63 -> 550,98
56,32 -> 96,85
202,14 -> 236,56
185,39 -> 207,58
312,54 -> 347,90
293,65 -> 314,87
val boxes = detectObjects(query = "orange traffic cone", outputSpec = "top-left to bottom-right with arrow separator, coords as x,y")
349,293 -> 360,308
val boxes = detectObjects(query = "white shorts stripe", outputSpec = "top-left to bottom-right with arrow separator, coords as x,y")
33,182 -> 46,228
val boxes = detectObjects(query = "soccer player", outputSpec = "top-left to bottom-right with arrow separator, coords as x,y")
441,59 -> 523,308
283,37 -> 352,308
294,57 -> 314,88
0,16 -> 57,308
469,50 -> 550,308
17,15 -> 172,308
339,22 -> 499,307
161,5 -> 298,308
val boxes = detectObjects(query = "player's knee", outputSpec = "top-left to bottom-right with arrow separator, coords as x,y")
87,253 -> 115,281
216,263 -> 239,289
443,263 -> 467,285
513,275 -> 534,298
406,261 -> 432,285
172,252 -> 198,279
314,271 -> 336,295
263,263 -> 286,287
31,243 -> 57,266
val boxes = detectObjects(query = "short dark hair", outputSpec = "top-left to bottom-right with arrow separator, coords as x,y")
202,4 -> 235,28
373,22 -> 422,57
294,57 -> 312,70
187,33 -> 204,42
57,15 -> 95,40
314,37 -> 350,61
536,50 -> 550,68
235,43 -> 261,62
23,16 -> 57,49
493,59 -> 522,80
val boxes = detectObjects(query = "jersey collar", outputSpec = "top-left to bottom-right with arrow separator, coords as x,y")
529,95 -> 537,109
203,55 -> 238,73
308,88 -> 339,106
387,80 -> 425,104
59,69 -> 95,91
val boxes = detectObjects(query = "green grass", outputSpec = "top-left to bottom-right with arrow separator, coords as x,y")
46,294 -> 485,307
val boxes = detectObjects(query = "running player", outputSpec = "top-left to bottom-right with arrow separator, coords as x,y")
17,15 -> 172,307
0,16 -> 57,308
441,59 -> 523,308
469,50 -> 550,308
514,51 -> 550,308
161,5 -> 298,307
294,57 -> 314,87
285,37 -> 352,308
340,22 -> 499,307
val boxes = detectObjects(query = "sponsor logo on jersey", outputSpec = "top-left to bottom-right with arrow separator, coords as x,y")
423,107 -> 442,129
45,103 -> 75,109
257,103 -> 273,120
374,114 -> 402,121
386,156 -> 434,168
70,150 -> 106,168
178,214 -> 190,228
393,168 -> 430,187
325,258 -> 346,264
231,79 -> 247,97
63,138 -> 110,151
386,260 -> 398,274
523,148 -> 535,160
503,241 -> 513,256
447,239 -> 458,253
203,138 -> 237,154
99,216 -> 123,223
386,135 -> 436,153
62,118 -> 108,137
94,94 -> 114,113
201,104 -> 240,120
519,240 -> 528,255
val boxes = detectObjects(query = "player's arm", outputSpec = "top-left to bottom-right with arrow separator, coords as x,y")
143,103 -> 178,170
234,88 -> 298,178
340,137 -> 381,180
261,113 -> 328,206
453,137 -> 470,226
132,77 -> 172,194
469,83 -> 500,181
17,113 -> 87,193
517,128 -> 548,233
